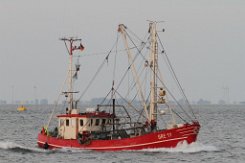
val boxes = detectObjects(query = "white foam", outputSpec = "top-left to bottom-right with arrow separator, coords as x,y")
0,140 -> 219,154
0,141 -> 22,149
0,141 -> 47,153
55,147 -> 90,153
141,141 -> 219,153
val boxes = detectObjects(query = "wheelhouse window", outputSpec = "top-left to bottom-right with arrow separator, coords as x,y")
80,119 -> 84,126
66,119 -> 69,126
60,119 -> 64,126
89,119 -> 93,126
95,119 -> 100,126
108,119 -> 111,124
102,119 -> 106,125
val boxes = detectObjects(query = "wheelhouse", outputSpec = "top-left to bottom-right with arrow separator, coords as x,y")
57,109 -> 113,139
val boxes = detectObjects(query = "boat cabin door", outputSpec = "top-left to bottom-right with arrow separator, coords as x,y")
60,118 -> 78,139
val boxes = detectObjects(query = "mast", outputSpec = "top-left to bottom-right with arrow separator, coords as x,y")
118,24 -> 149,121
111,80 -> 116,134
149,22 -> 158,123
60,37 -> 82,112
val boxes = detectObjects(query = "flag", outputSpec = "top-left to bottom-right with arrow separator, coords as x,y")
72,43 -> 85,52
78,43 -> 85,51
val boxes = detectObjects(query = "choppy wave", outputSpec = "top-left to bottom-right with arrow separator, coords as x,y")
55,147 -> 92,153
140,141 -> 220,153
0,140 -> 219,154
0,141 -> 91,154
0,141 -> 47,153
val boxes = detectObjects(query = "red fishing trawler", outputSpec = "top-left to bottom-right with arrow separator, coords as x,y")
37,22 -> 200,151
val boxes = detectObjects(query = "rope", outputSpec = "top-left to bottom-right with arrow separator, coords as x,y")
74,46 -> 140,58
157,33 -> 197,120
44,66 -> 70,144
155,71 -> 192,122
125,28 -> 191,122
126,27 -> 148,43
42,39 -> 72,141
136,91 -> 150,123
77,37 -> 119,101
125,30 -> 149,62
99,88 -> 113,105
63,41 -> 70,55
115,90 -> 148,120
113,36 -> 147,95
124,28 -> 192,122
112,27 -> 191,123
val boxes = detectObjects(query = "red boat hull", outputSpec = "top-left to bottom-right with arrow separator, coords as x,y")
37,122 -> 200,151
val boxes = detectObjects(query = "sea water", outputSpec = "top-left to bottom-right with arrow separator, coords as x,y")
0,105 -> 244,163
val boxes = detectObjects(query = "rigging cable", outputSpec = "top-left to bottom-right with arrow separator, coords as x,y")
125,30 -> 149,62
76,46 -> 140,58
157,33 -> 197,120
45,61 -> 70,131
119,29 -> 191,122
125,54 -> 148,104
99,87 -> 113,105
114,89 -> 148,120
45,38 -> 76,129
126,28 -> 191,122
127,29 -> 192,122
77,34 -> 119,101
63,41 -> 70,55
113,27 -> 150,95
112,28 -> 189,122
155,71 -> 193,122
100,28 -> 149,103
113,39 -> 147,103
136,91 -> 150,123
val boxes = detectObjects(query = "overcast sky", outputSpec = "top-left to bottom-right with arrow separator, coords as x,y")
0,0 -> 245,104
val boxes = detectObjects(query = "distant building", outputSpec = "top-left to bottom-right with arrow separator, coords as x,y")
197,99 -> 211,105
240,101 -> 245,105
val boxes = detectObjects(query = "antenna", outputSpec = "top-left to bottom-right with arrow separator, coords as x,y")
146,20 -> 165,23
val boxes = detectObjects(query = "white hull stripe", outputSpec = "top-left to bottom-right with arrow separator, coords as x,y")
37,136 -> 189,150
179,130 -> 195,134
182,133 -> 196,137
